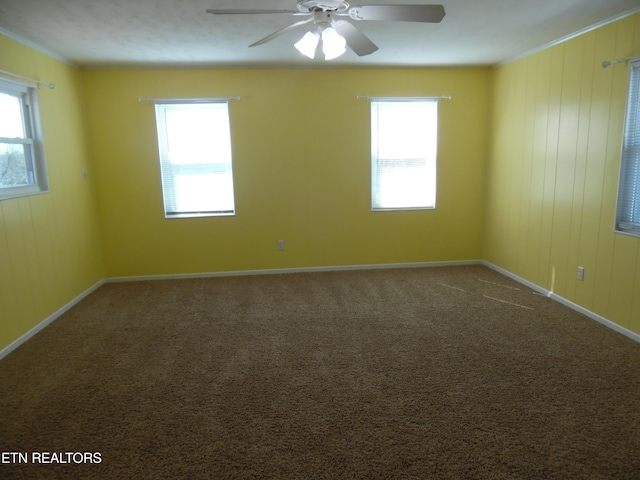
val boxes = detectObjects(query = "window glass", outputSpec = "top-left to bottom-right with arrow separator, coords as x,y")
154,102 -> 235,218
371,99 -> 438,211
0,93 -> 25,137
616,61 -> 640,237
0,80 -> 48,200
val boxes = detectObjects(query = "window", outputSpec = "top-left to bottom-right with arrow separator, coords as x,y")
371,99 -> 438,210
154,101 -> 235,218
0,78 -> 48,200
616,61 -> 640,237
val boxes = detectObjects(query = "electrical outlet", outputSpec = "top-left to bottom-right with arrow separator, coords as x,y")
577,266 -> 584,281
277,240 -> 285,251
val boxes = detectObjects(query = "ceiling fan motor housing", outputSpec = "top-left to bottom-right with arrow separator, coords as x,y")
297,0 -> 350,13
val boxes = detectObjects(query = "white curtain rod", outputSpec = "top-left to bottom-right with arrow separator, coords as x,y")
356,95 -> 452,101
602,55 -> 640,68
0,68 -> 55,89
138,96 -> 240,104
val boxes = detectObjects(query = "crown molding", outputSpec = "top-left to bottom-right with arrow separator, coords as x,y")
495,6 -> 640,68
0,27 -> 76,67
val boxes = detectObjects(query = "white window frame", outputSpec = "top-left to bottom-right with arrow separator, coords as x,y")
154,100 -> 236,219
0,78 -> 48,200
616,60 -> 640,238
370,98 -> 438,211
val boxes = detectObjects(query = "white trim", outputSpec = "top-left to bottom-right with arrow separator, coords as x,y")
138,97 -> 240,104
4,259 -> 638,362
0,6 -> 638,71
496,5 -> 640,67
0,29 -> 75,67
356,95 -> 452,101
481,262 -> 551,296
482,261 -> 640,344
548,293 -> 640,343
0,279 -> 105,361
0,260 -> 479,360
105,260 -> 483,283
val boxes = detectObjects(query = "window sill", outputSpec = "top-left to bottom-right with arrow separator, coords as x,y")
372,206 -> 436,212
615,223 -> 640,239
0,187 -> 49,202
164,211 -> 235,219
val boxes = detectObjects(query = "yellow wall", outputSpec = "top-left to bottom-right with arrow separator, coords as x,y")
82,68 -> 490,277
0,36 -> 106,350
4,9 -> 639,354
484,13 -> 640,333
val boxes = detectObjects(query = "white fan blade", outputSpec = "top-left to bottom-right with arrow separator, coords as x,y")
250,17 -> 314,47
206,9 -> 298,15
332,21 -> 378,57
348,4 -> 445,23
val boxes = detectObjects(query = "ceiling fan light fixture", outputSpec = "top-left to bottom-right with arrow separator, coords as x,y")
321,27 -> 346,60
209,3 -> 446,60
294,31 -> 320,59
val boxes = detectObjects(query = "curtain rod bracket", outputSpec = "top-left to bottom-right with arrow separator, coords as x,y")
602,55 -> 640,68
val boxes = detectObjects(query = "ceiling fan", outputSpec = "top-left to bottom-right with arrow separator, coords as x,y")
206,1 -> 446,60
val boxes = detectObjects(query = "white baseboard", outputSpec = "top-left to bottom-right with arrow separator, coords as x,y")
482,262 -> 551,296
105,259 -> 484,283
4,259 -> 636,361
0,279 -> 106,361
482,261 -> 640,344
0,260 -> 481,360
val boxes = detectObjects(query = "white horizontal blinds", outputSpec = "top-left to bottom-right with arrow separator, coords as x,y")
617,61 -> 640,235
155,102 -> 235,217
371,99 -> 438,210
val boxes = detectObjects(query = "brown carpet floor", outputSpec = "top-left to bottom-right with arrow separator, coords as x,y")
1,265 -> 639,479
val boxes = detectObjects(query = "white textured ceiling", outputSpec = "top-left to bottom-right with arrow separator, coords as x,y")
0,0 -> 639,68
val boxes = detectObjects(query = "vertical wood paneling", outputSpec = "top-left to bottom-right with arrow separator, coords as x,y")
1,200 -> 30,333
540,45 -> 564,291
485,13 -> 640,334
527,49 -> 552,286
631,249 -> 640,332
17,198 -> 46,323
551,37 -> 582,298
609,235 -> 639,329
508,62 -> 528,272
518,56 -> 537,278
576,27 -> 614,311
28,196 -> 58,311
0,206 -> 20,340
566,32 -> 595,303
593,21 -> 626,316
0,34 -> 105,351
